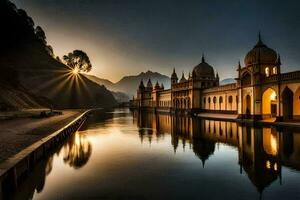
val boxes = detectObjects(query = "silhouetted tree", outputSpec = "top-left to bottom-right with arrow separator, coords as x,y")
63,50 -> 92,72
35,26 -> 46,44
17,9 -> 34,29
56,56 -> 62,62
46,45 -> 54,57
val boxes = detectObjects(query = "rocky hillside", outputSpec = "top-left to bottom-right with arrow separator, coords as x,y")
84,74 -> 130,102
0,0 -> 117,109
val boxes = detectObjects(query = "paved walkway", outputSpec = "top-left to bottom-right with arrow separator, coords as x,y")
0,108 -> 51,120
0,110 -> 84,163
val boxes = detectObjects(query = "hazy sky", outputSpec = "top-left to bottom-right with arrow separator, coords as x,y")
13,0 -> 300,82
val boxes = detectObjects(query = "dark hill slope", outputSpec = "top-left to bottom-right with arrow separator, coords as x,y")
0,0 -> 117,109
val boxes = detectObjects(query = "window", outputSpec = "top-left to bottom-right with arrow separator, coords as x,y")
228,96 -> 233,103
273,67 -> 277,75
219,96 -> 223,103
265,67 -> 270,77
203,97 -> 206,104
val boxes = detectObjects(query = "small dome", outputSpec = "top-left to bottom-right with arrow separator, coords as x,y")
193,55 -> 215,78
171,68 -> 178,79
154,81 -> 160,89
244,34 -> 278,67
146,79 -> 152,88
179,72 -> 187,83
139,80 -> 145,90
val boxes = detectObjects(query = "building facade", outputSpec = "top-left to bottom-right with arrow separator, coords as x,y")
132,35 -> 300,121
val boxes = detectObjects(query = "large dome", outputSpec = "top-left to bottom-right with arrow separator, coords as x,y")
193,56 -> 215,78
244,35 -> 278,67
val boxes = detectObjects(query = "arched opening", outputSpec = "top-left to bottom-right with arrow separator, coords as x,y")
262,88 -> 277,119
265,67 -> 270,77
213,97 -> 217,110
294,87 -> 300,120
208,97 -> 211,110
203,97 -> 206,109
282,87 -> 294,121
273,67 -> 278,75
187,98 -> 190,109
228,96 -> 233,110
183,99 -> 186,109
245,95 -> 251,117
219,96 -> 223,110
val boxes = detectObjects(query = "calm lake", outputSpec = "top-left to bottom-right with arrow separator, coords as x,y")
10,108 -> 300,200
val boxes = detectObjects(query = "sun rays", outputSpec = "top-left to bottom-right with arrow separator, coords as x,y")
30,66 -> 94,105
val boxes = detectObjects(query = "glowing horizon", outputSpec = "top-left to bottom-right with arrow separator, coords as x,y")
12,0 -> 300,83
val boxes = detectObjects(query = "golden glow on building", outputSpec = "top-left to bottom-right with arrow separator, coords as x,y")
266,160 -> 271,169
270,91 -> 276,101
274,163 -> 278,171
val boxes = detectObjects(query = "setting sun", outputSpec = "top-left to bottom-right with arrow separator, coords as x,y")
72,68 -> 79,75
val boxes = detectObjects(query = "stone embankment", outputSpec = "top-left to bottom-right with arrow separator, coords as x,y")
0,109 -> 95,200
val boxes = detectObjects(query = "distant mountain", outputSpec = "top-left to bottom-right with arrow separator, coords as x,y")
110,91 -> 130,103
220,78 -> 236,85
0,1 -> 117,109
86,70 -> 170,98
114,70 -> 170,97
84,74 -> 129,102
84,74 -> 115,90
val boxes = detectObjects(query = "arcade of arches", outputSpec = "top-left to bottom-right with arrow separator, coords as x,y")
132,34 -> 300,122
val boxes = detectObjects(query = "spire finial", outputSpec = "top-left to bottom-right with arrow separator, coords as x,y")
202,53 -> 205,63
277,53 -> 281,65
256,31 -> 264,46
238,60 -> 241,69
173,67 -> 175,73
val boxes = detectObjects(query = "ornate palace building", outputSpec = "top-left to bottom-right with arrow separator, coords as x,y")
131,34 -> 300,121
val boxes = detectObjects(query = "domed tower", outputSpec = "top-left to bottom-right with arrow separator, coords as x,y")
138,80 -> 145,93
179,72 -> 187,83
137,80 -> 145,106
238,33 -> 281,120
154,81 -> 161,90
244,33 -> 280,79
146,79 -> 153,90
192,54 -> 218,88
171,68 -> 178,85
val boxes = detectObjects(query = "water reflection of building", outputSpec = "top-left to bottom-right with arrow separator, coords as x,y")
134,111 -> 300,193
